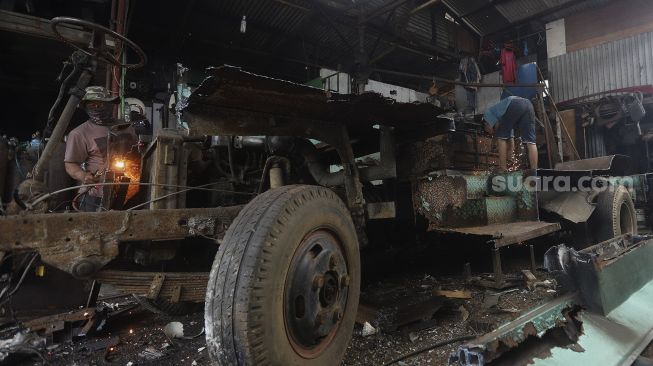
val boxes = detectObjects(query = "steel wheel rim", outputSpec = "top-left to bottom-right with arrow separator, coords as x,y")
284,229 -> 350,358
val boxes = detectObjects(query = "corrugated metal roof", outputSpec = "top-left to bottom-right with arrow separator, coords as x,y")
442,0 -> 488,18
442,0 -> 611,35
496,0 -> 572,23
464,6 -> 511,35
207,0 -> 475,66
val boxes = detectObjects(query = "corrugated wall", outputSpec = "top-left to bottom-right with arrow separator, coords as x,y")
549,31 -> 653,102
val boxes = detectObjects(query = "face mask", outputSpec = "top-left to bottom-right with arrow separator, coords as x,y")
85,103 -> 113,125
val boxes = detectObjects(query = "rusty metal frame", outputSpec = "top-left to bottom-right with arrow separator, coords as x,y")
183,96 -> 369,244
144,131 -> 190,209
0,206 -> 242,277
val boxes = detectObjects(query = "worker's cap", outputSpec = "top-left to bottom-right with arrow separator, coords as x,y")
81,86 -> 119,104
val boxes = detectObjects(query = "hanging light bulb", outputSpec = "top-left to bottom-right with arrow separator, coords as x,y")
240,15 -> 247,34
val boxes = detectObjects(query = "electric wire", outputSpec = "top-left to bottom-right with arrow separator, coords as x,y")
382,334 -> 478,366
126,182 -> 223,211
26,182 -> 256,210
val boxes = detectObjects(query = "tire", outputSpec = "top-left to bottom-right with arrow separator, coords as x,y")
591,185 -> 637,243
205,185 -> 360,366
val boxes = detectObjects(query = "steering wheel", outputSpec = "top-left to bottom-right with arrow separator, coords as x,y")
50,17 -> 147,69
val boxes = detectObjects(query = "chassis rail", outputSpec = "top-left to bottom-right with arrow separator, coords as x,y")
0,206 -> 243,277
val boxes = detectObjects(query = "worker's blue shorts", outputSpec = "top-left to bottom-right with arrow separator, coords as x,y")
496,98 -> 536,144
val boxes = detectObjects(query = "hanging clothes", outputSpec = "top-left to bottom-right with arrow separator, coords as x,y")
500,43 -> 517,83
459,56 -> 481,110
459,56 -> 481,87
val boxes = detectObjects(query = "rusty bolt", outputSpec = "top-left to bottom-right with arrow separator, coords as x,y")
340,275 -> 350,288
329,255 -> 337,269
315,312 -> 324,326
333,310 -> 342,323
312,275 -> 324,290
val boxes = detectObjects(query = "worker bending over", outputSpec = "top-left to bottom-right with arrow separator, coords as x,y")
483,96 -> 538,172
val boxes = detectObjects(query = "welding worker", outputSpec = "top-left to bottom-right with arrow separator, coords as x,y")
482,96 -> 538,172
64,86 -> 136,211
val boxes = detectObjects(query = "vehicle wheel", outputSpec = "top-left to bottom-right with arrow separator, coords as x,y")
591,185 -> 637,243
205,185 -> 360,366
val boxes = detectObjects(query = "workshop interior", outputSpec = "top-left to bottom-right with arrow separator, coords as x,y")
2,0 -> 653,365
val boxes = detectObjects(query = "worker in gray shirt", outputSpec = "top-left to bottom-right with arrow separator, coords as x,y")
64,86 -> 136,211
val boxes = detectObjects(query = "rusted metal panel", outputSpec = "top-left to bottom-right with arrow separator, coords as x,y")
451,235 -> 653,365
485,197 -> 516,225
182,65 -> 453,137
0,206 -> 242,275
414,170 -> 539,230
400,133 -> 498,178
553,154 -> 633,176
23,308 -> 95,334
539,191 -> 596,224
545,234 -> 653,315
450,293 -> 579,365
439,221 -> 561,248
413,174 -> 470,227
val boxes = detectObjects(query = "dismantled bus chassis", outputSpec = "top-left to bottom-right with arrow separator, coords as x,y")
1,17 -> 651,366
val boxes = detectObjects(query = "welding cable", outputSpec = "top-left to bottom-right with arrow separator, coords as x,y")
382,334 -> 478,366
45,58 -> 80,136
26,182 -> 256,210
12,189 -> 27,210
14,144 -> 27,180
47,200 -> 74,213
126,182 -> 226,211
71,191 -> 86,211
227,136 -> 236,181
0,252 -> 38,308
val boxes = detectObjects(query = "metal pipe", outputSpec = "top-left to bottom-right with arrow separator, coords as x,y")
269,165 -> 284,188
297,126 -> 396,186
373,67 -> 546,88
106,0 -> 117,90
33,66 -> 95,181
111,0 -> 126,98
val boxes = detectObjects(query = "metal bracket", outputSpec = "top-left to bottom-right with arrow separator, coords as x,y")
147,273 -> 165,300
170,285 -> 182,303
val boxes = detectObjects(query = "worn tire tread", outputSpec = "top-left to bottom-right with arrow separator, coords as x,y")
206,185 -> 356,366
592,185 -> 636,243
